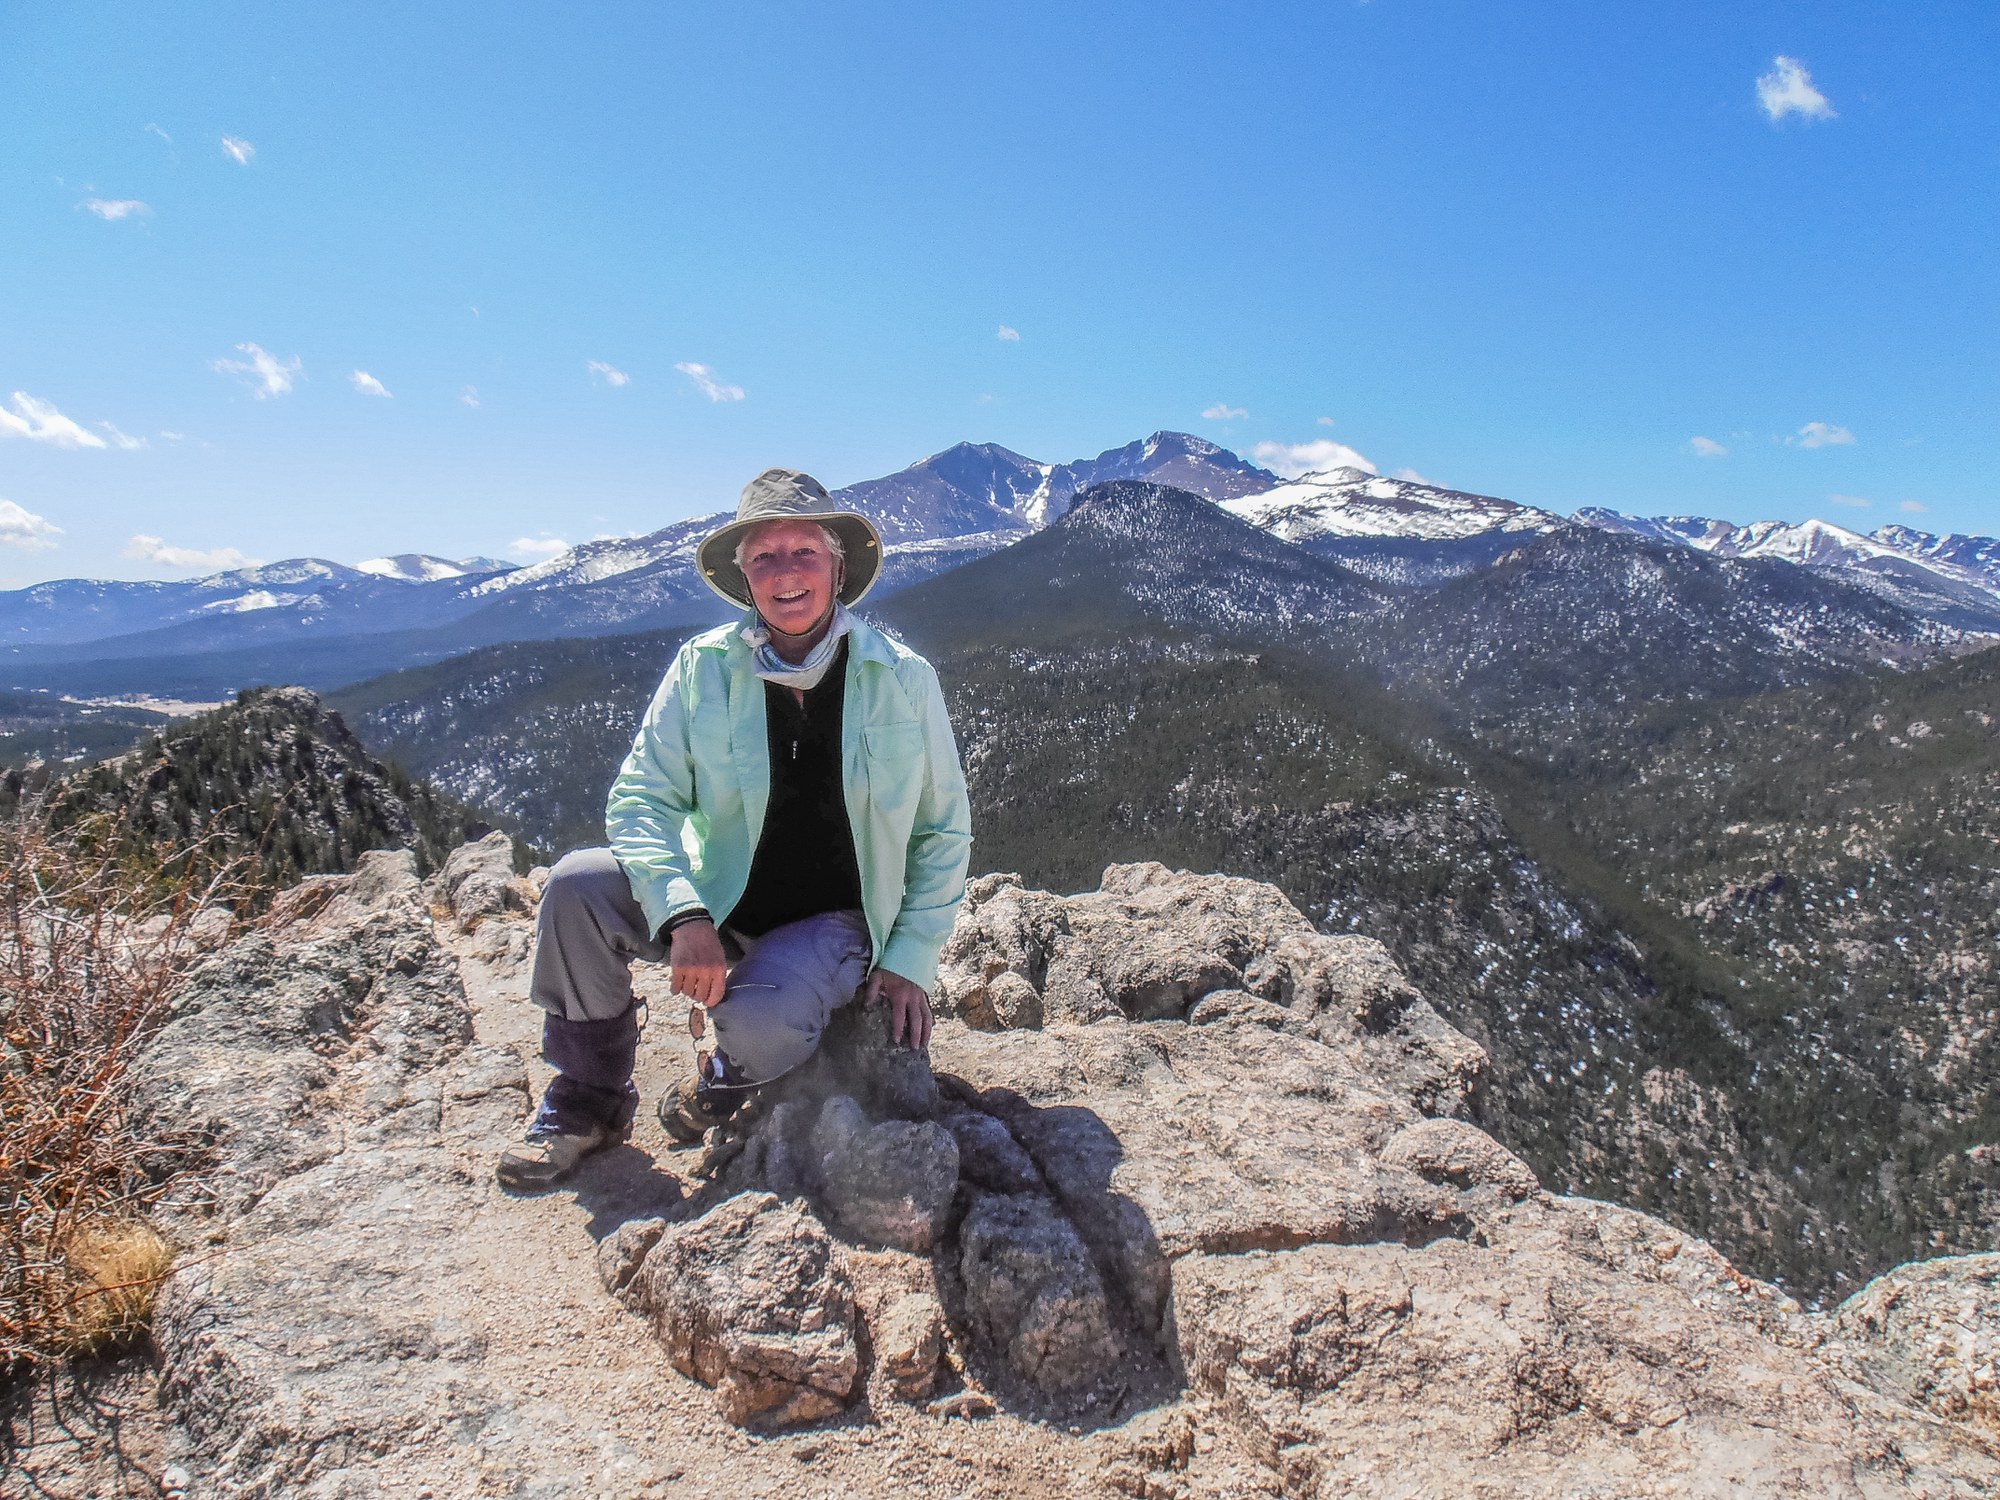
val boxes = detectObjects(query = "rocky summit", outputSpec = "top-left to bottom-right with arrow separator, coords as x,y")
59,845 -> 2000,1497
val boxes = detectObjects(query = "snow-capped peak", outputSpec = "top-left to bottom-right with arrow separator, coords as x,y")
356,553 -> 478,582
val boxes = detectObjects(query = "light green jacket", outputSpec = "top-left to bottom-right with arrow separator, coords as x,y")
605,615 -> 973,991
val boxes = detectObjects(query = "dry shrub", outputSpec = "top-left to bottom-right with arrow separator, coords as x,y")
0,799 -> 250,1369
55,1218 -> 176,1355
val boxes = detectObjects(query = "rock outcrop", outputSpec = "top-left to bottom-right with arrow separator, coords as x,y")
126,851 -> 2000,1498
137,850 -> 532,1496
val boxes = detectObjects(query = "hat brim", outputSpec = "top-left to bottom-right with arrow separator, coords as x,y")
697,511 -> 884,610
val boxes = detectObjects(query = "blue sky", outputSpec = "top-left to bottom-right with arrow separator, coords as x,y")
2,1 -> 1994,583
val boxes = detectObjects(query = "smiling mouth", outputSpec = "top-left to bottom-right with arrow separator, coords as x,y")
773,589 -> 810,604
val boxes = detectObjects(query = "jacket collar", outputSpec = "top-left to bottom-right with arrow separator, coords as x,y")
705,610 -> 900,669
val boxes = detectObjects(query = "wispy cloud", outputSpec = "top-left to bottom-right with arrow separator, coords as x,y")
996,325 -> 1020,342
588,360 -> 631,388
123,534 -> 260,572
81,198 -> 150,221
349,370 -> 392,398
1689,435 -> 1728,457
1251,438 -> 1378,480
144,123 -> 173,145
1757,57 -> 1835,123
96,421 -> 146,450
674,361 -> 744,402
509,535 -> 569,561
1393,467 -> 1430,484
0,393 -> 107,448
1793,421 -> 1856,448
460,385 -> 480,408
1315,416 -> 1336,428
1828,493 -> 1872,509
0,500 -> 62,551
159,430 -> 185,442
211,343 -> 301,398
220,135 -> 256,165
1900,499 -> 1930,515
1202,403 -> 1247,421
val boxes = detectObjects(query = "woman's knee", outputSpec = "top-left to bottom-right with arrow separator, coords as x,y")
710,993 -> 821,1084
541,848 -> 625,914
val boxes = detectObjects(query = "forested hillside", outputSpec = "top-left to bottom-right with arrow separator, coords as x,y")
0,686 -> 495,892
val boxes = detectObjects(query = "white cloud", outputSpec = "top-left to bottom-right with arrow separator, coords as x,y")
220,135 -> 256,164
1793,421 -> 1856,448
81,198 -> 150,221
1757,56 -> 1835,123
1250,438 -> 1378,479
1393,467 -> 1430,484
1900,499 -> 1930,514
996,325 -> 1020,342
123,534 -> 259,571
96,421 -> 146,450
349,370 -> 392,398
211,343 -> 301,398
1315,416 -> 1336,428
1689,435 -> 1728,457
674,361 -> 744,402
588,360 -> 631,388
0,392 -> 107,448
1829,493 -> 1872,509
509,535 -> 569,561
1202,403 -> 1248,421
0,500 -> 62,551
159,430 -> 185,442
144,123 -> 172,145
460,385 -> 480,408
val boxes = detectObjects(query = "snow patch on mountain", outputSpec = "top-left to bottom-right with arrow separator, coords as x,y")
356,554 -> 514,583
1224,469 -> 1564,543
200,590 -> 306,614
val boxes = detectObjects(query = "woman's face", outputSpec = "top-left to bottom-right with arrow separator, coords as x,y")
741,519 -> 840,637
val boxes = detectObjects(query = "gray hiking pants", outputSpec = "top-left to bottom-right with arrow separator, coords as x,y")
530,847 -> 872,1090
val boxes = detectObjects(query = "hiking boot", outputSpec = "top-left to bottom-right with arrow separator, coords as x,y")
495,1121 -> 620,1190
658,1063 -> 748,1147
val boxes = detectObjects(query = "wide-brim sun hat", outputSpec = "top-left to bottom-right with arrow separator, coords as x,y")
697,467 -> 884,610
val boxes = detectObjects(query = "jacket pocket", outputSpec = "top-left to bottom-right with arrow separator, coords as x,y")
862,721 -> 925,816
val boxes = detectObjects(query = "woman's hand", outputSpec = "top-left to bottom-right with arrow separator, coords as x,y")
865,966 -> 933,1051
670,917 -> 728,1020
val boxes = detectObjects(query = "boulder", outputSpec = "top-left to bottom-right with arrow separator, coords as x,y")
1381,1117 -> 1541,1200
872,1288 -> 951,1402
431,830 -> 530,928
617,1192 -> 860,1427
958,1191 -> 1121,1401
820,1118 -> 960,1252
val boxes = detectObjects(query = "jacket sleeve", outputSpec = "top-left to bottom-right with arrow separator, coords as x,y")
604,646 -> 708,938
876,658 -> 973,990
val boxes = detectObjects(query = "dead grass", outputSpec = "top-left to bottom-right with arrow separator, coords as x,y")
52,1220 -> 176,1357
0,801 -> 251,1369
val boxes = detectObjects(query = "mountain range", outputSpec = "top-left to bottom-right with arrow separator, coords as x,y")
5,429 -> 1996,699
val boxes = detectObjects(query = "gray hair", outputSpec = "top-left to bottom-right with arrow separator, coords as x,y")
733,521 -> 844,572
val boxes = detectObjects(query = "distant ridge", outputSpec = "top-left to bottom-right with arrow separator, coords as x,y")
3,426 -> 1995,698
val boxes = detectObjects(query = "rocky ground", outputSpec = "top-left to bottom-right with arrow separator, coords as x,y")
7,835 -> 2000,1497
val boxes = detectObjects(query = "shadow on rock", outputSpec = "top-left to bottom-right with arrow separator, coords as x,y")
553,1143 -> 689,1242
